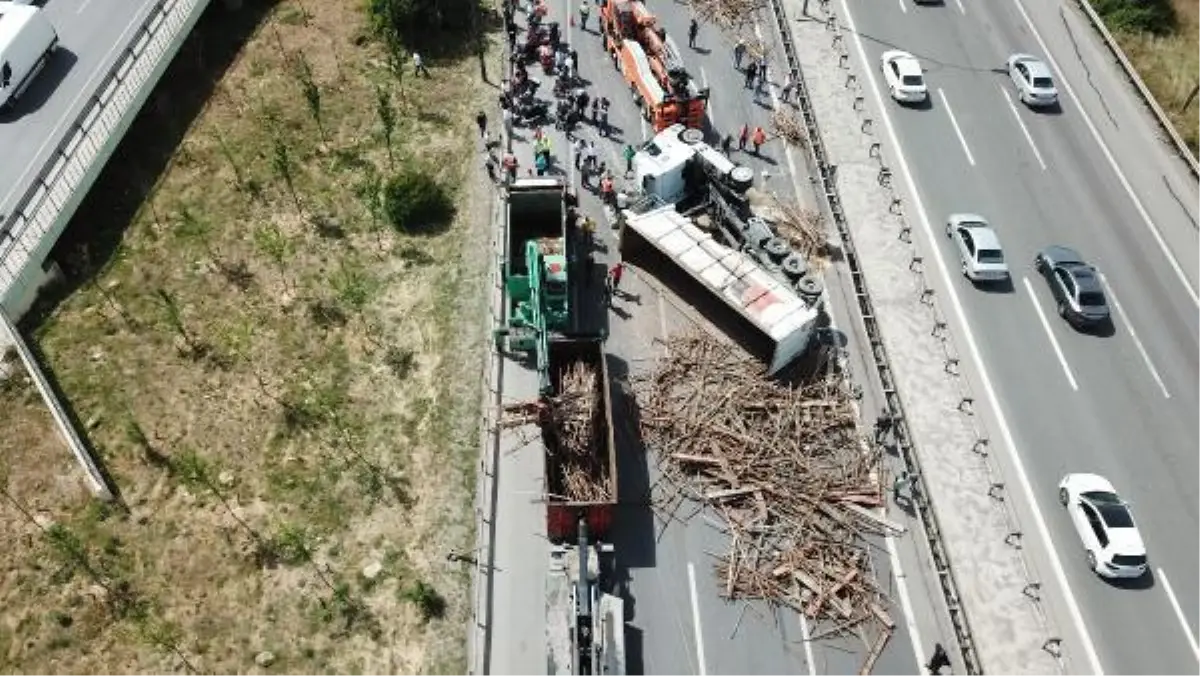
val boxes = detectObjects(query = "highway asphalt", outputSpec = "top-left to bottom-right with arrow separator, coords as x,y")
836,0 -> 1200,671
0,0 -> 158,219
554,0 -> 936,672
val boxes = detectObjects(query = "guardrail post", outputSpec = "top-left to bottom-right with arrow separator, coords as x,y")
1004,531 -> 1022,548
972,438 -> 989,456
909,256 -> 923,272
957,396 -> 974,413
987,483 -> 1005,500
1023,582 -> 1042,600
919,287 -> 934,305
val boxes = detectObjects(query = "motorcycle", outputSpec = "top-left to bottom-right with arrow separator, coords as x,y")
513,98 -> 550,126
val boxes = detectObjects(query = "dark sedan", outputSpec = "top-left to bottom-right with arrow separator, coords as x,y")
1033,246 -> 1110,328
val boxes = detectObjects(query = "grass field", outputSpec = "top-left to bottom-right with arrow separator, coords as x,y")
1107,0 -> 1199,155
0,0 -> 498,672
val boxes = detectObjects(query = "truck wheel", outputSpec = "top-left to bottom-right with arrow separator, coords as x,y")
729,165 -> 754,192
679,127 -> 704,145
764,237 -> 790,260
781,254 -> 807,279
796,274 -> 824,298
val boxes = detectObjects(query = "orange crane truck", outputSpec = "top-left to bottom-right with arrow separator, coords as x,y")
600,0 -> 709,131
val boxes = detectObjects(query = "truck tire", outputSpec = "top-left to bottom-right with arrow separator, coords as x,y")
781,253 -> 808,279
796,274 -> 824,298
764,237 -> 790,260
679,127 -> 704,145
729,165 -> 754,193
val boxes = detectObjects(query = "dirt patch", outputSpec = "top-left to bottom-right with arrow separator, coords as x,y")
0,0 -> 501,672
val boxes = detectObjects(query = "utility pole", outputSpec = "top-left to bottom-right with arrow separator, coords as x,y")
1180,82 -> 1198,114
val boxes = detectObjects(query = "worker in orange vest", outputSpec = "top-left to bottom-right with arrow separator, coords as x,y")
738,123 -> 750,151
751,126 -> 767,155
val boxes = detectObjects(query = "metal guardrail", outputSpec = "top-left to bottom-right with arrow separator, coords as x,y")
0,0 -> 211,308
1074,0 -> 1199,177
762,0 -> 986,672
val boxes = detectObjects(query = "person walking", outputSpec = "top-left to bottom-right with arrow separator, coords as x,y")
751,125 -> 766,155
780,70 -> 795,102
744,61 -> 758,88
579,0 -> 590,30
623,143 -> 637,176
733,38 -> 746,68
413,52 -> 430,77
475,111 -> 488,140
585,141 -> 598,172
891,470 -> 911,503
755,62 -> 768,95
687,18 -> 699,49
599,173 -> 615,206
573,137 -> 587,169
926,643 -> 952,674
721,133 -> 733,156
535,152 -> 549,176
599,105 -> 610,136
874,413 -> 893,443
591,99 -> 600,125
738,123 -> 749,151
608,262 -> 625,293
502,152 -> 519,182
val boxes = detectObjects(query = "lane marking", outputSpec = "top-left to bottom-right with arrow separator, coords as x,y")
700,66 -> 717,129
1021,276 -> 1079,390
1158,568 -> 1200,661
1010,0 -> 1198,305
1000,86 -> 1046,171
687,562 -> 708,675
838,0 -> 1106,670
954,0 -> 965,15
77,0 -> 97,14
1098,273 -> 1169,398
937,88 -> 975,166
885,532 -> 927,671
899,0 -> 908,14
799,613 -> 817,675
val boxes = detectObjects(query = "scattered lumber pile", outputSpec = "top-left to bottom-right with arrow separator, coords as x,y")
770,109 -> 808,149
634,332 -> 894,673
502,362 -> 611,502
688,0 -> 766,34
771,198 -> 829,268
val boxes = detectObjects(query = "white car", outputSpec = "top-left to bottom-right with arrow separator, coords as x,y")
944,214 -> 1008,283
880,50 -> 928,104
1058,474 -> 1148,579
1007,53 -> 1058,108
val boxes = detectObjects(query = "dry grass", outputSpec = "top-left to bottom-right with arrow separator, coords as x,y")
0,0 -> 498,672
1111,0 -> 1199,155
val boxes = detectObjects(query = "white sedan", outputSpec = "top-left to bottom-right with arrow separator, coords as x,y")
1058,474 -> 1148,579
1007,53 -> 1058,107
880,50 -> 928,104
944,214 -> 1009,283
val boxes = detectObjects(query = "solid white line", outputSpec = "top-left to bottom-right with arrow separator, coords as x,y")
700,67 -> 717,129
885,532 -> 927,670
1010,0 -> 1198,305
899,0 -> 908,14
1158,568 -> 1200,661
1021,276 -> 1079,390
1098,273 -> 1170,398
839,0 -> 1106,670
798,613 -> 818,675
1000,86 -> 1046,171
954,0 -> 965,14
937,88 -> 975,166
687,562 -> 708,675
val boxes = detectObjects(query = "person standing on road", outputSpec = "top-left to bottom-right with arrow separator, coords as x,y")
751,125 -> 766,155
721,133 -> 733,156
744,61 -> 758,88
623,143 -> 637,176
573,137 -> 587,169
780,70 -> 795,102
891,470 -> 910,503
579,0 -> 590,30
738,123 -> 750,151
475,111 -> 488,140
926,643 -> 952,674
734,38 -> 746,68
688,19 -> 699,49
608,262 -> 625,292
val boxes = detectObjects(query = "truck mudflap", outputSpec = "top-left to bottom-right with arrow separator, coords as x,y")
548,503 -> 615,543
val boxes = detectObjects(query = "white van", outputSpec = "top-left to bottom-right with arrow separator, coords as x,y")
0,1 -> 58,112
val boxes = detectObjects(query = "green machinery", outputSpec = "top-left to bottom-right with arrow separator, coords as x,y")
494,178 -> 575,395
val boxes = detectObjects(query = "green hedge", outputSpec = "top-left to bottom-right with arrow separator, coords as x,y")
383,170 -> 455,235
1091,0 -> 1176,35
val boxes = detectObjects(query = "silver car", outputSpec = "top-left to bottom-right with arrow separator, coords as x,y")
1007,53 -> 1058,108
945,214 -> 1009,283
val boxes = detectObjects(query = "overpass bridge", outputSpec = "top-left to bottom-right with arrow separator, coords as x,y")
0,0 -> 213,318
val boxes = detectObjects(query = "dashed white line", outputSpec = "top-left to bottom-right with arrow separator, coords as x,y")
953,0 -> 965,15
1098,273 -> 1169,398
1158,568 -> 1200,662
841,0 -> 1105,669
1022,276 -> 1079,390
937,88 -> 975,166
77,0 -> 97,14
687,562 -> 709,676
898,0 -> 908,14
1000,86 -> 1046,171
1011,0 -> 1198,305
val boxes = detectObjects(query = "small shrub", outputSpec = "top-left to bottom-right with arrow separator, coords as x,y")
268,524 -> 312,565
402,579 -> 445,622
383,170 -> 454,235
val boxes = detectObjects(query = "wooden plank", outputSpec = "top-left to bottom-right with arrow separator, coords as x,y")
859,627 -> 892,675
705,485 -> 769,501
869,602 -> 895,629
839,501 -> 907,535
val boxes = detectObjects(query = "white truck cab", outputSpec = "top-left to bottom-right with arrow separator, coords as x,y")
0,0 -> 58,113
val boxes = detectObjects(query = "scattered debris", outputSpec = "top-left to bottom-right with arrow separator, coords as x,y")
688,0 -> 767,34
254,650 -> 275,668
771,197 -> 830,267
770,109 -> 808,149
634,331 -> 893,671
